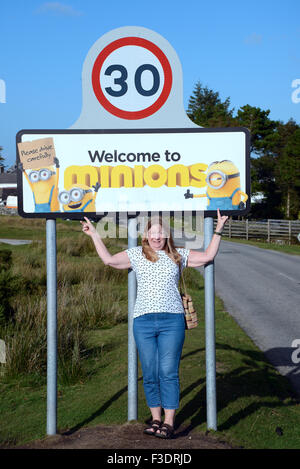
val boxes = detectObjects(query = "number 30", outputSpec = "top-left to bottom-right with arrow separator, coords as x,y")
104,64 -> 160,97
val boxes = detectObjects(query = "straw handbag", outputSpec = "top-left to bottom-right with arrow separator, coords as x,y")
179,266 -> 198,330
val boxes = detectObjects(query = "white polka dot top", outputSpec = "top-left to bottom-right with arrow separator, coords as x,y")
125,246 -> 190,318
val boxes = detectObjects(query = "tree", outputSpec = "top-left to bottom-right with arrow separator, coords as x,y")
234,105 -> 277,155
187,81 -> 234,127
246,119 -> 300,219
186,81 -> 300,219
0,146 -> 4,165
250,153 -> 283,219
255,119 -> 300,218
276,127 -> 300,218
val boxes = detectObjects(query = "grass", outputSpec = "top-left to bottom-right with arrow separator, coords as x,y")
0,216 -> 86,240
0,214 -> 300,449
1,276 -> 299,449
0,219 -> 129,383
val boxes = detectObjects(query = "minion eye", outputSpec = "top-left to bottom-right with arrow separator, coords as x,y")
59,192 -> 70,204
40,170 -> 50,181
29,171 -> 39,183
70,189 -> 83,202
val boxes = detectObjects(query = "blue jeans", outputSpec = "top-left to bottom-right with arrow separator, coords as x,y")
133,313 -> 185,410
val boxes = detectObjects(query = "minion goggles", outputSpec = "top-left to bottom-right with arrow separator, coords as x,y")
58,188 -> 92,204
206,161 -> 240,189
29,168 -> 56,183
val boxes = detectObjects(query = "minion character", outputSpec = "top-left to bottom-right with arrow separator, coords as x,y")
184,160 -> 248,210
58,182 -> 100,212
21,158 -> 60,213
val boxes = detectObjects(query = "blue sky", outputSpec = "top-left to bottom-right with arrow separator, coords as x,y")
0,0 -> 300,167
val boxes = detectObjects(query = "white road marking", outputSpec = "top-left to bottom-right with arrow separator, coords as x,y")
278,272 -> 299,283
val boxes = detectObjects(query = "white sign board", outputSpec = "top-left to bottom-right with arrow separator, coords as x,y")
17,128 -> 250,218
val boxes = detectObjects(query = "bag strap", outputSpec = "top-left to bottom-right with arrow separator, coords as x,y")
179,262 -> 188,297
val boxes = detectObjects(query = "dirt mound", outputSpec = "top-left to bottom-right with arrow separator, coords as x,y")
12,423 -> 234,450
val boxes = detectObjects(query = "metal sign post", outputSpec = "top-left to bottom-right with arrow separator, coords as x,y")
127,217 -> 138,421
46,219 -> 57,435
204,216 -> 217,430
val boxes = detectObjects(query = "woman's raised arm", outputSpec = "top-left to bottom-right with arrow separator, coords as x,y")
80,217 -> 131,269
187,209 -> 228,268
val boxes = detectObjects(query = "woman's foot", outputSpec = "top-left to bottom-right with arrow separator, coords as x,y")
155,422 -> 174,439
143,420 -> 161,436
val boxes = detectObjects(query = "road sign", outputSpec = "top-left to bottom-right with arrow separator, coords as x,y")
92,37 -> 173,120
17,27 -> 250,219
70,26 -> 196,129
17,127 -> 250,218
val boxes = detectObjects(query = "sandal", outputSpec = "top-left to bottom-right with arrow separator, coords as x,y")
143,419 -> 161,436
155,423 -> 174,439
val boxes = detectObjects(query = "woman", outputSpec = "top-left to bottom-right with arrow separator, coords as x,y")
81,209 -> 228,439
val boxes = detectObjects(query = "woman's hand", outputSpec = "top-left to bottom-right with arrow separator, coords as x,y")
80,217 -> 97,237
216,209 -> 228,233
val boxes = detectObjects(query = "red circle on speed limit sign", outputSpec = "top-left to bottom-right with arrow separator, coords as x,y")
91,37 -> 173,120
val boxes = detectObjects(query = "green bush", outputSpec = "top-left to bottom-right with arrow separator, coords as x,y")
0,250 -> 17,325
0,249 -> 12,270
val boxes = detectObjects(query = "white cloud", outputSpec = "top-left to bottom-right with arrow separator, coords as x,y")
244,33 -> 262,45
35,2 -> 83,16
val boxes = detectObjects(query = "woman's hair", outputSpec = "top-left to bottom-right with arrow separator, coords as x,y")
141,216 -> 182,265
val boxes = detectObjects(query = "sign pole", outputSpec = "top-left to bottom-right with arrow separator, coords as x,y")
46,219 -> 57,435
204,216 -> 217,431
127,216 -> 138,421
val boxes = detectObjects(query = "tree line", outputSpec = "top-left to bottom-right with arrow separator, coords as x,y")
0,146 -> 4,166
187,82 -> 300,220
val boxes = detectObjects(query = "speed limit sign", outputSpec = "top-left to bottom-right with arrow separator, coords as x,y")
91,37 -> 173,120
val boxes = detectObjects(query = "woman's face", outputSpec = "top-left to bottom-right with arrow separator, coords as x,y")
147,223 -> 167,251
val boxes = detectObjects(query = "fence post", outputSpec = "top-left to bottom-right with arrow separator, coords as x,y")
246,219 -> 248,241
289,220 -> 292,245
267,220 -> 270,243
229,217 -> 232,239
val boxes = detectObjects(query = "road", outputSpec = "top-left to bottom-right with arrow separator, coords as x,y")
204,240 -> 300,395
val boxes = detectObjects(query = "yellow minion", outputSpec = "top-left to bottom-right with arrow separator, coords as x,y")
22,158 -> 60,212
184,160 -> 248,210
59,182 -> 100,212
